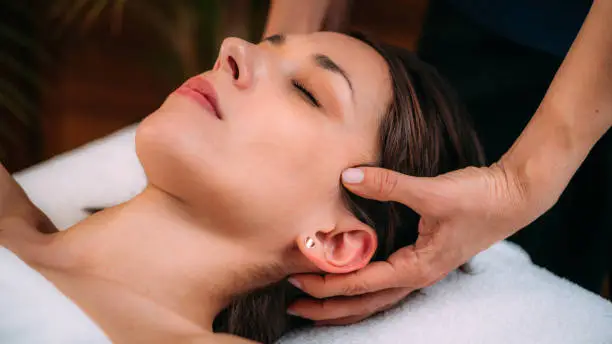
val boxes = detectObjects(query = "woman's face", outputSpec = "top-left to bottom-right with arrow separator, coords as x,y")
136,32 -> 391,244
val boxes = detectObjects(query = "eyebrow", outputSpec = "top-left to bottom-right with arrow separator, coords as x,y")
262,34 -> 285,45
313,54 -> 353,93
262,34 -> 354,95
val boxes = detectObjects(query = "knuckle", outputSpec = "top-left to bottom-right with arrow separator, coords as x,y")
418,265 -> 445,287
374,171 -> 399,200
308,283 -> 328,299
391,250 -> 416,274
341,280 -> 370,296
318,300 -> 333,314
300,277 -> 327,299
395,249 -> 445,288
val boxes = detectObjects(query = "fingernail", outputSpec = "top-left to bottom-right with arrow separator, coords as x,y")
342,168 -> 364,184
288,277 -> 302,289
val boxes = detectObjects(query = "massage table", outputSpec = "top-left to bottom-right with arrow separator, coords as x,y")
1,125 -> 611,344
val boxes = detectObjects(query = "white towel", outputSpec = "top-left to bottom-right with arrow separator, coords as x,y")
0,248 -> 110,344
3,125 -> 611,344
13,124 -> 146,230
279,242 -> 612,344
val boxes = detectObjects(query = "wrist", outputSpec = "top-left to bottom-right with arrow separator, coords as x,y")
0,164 -> 57,234
497,110 -> 578,219
264,0 -> 330,37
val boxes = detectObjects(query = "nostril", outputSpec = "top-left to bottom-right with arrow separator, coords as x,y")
228,56 -> 239,80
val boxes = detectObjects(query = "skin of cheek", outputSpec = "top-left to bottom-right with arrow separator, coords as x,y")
207,102 -> 355,241
232,114 -> 339,206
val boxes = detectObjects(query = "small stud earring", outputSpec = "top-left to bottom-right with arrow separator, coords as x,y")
305,237 -> 316,248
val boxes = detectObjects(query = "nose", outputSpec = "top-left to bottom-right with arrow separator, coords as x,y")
215,37 -> 257,89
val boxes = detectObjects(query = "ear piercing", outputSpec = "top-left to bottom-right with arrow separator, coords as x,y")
305,237 -> 316,249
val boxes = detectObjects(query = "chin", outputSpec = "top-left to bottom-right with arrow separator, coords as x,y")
134,114 -> 223,203
135,115 -> 191,185
134,119 -> 174,192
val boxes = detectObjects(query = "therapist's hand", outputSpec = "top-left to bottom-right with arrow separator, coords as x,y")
288,162 -> 552,325
262,0 -> 350,39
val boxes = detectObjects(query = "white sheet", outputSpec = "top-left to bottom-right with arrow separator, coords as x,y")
2,125 -> 611,344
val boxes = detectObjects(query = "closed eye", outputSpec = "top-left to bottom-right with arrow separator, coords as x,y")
292,81 -> 320,107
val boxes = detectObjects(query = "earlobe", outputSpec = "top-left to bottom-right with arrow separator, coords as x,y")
297,225 -> 377,274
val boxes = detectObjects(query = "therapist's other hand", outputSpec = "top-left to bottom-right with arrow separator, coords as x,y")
262,0 -> 350,39
0,163 -> 57,236
288,163 -> 549,325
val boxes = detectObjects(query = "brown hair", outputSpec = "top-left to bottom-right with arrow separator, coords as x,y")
211,33 -> 485,343
85,33 -> 484,344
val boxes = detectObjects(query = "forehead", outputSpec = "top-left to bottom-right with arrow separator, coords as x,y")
288,32 -> 392,123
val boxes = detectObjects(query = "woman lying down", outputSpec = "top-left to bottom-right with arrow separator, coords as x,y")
0,31 -> 483,344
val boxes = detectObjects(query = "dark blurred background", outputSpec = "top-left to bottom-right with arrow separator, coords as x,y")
0,0 -> 608,300
0,0 -> 427,174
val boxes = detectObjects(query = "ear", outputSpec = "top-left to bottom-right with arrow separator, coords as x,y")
297,221 -> 377,274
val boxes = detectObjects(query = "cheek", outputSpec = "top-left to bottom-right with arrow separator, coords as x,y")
232,102 -> 344,182
219,100 -> 350,218
134,104 -> 226,200
135,90 -> 362,234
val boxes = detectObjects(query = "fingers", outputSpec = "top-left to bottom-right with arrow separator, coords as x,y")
315,314 -> 369,327
289,245 -> 443,299
288,287 -> 411,321
341,167 -> 435,215
315,300 -> 399,326
289,260 -> 400,299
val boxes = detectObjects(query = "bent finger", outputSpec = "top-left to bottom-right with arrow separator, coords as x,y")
315,314 -> 369,327
287,287 -> 411,321
388,234 -> 460,289
315,299 -> 403,327
289,260 -> 400,299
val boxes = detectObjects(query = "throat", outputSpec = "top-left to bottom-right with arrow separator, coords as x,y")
24,186 -> 283,337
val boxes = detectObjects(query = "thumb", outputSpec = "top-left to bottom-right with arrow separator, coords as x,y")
341,167 -> 437,215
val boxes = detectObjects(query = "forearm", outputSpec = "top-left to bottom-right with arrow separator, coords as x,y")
263,0 -> 331,38
501,0 -> 612,214
0,163 -> 57,235
0,163 -> 21,218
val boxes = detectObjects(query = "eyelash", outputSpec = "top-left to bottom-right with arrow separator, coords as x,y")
292,80 -> 320,108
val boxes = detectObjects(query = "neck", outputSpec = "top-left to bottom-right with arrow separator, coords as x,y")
36,186 -> 288,331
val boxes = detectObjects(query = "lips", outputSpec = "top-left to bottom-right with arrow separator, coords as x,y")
175,76 -> 222,119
